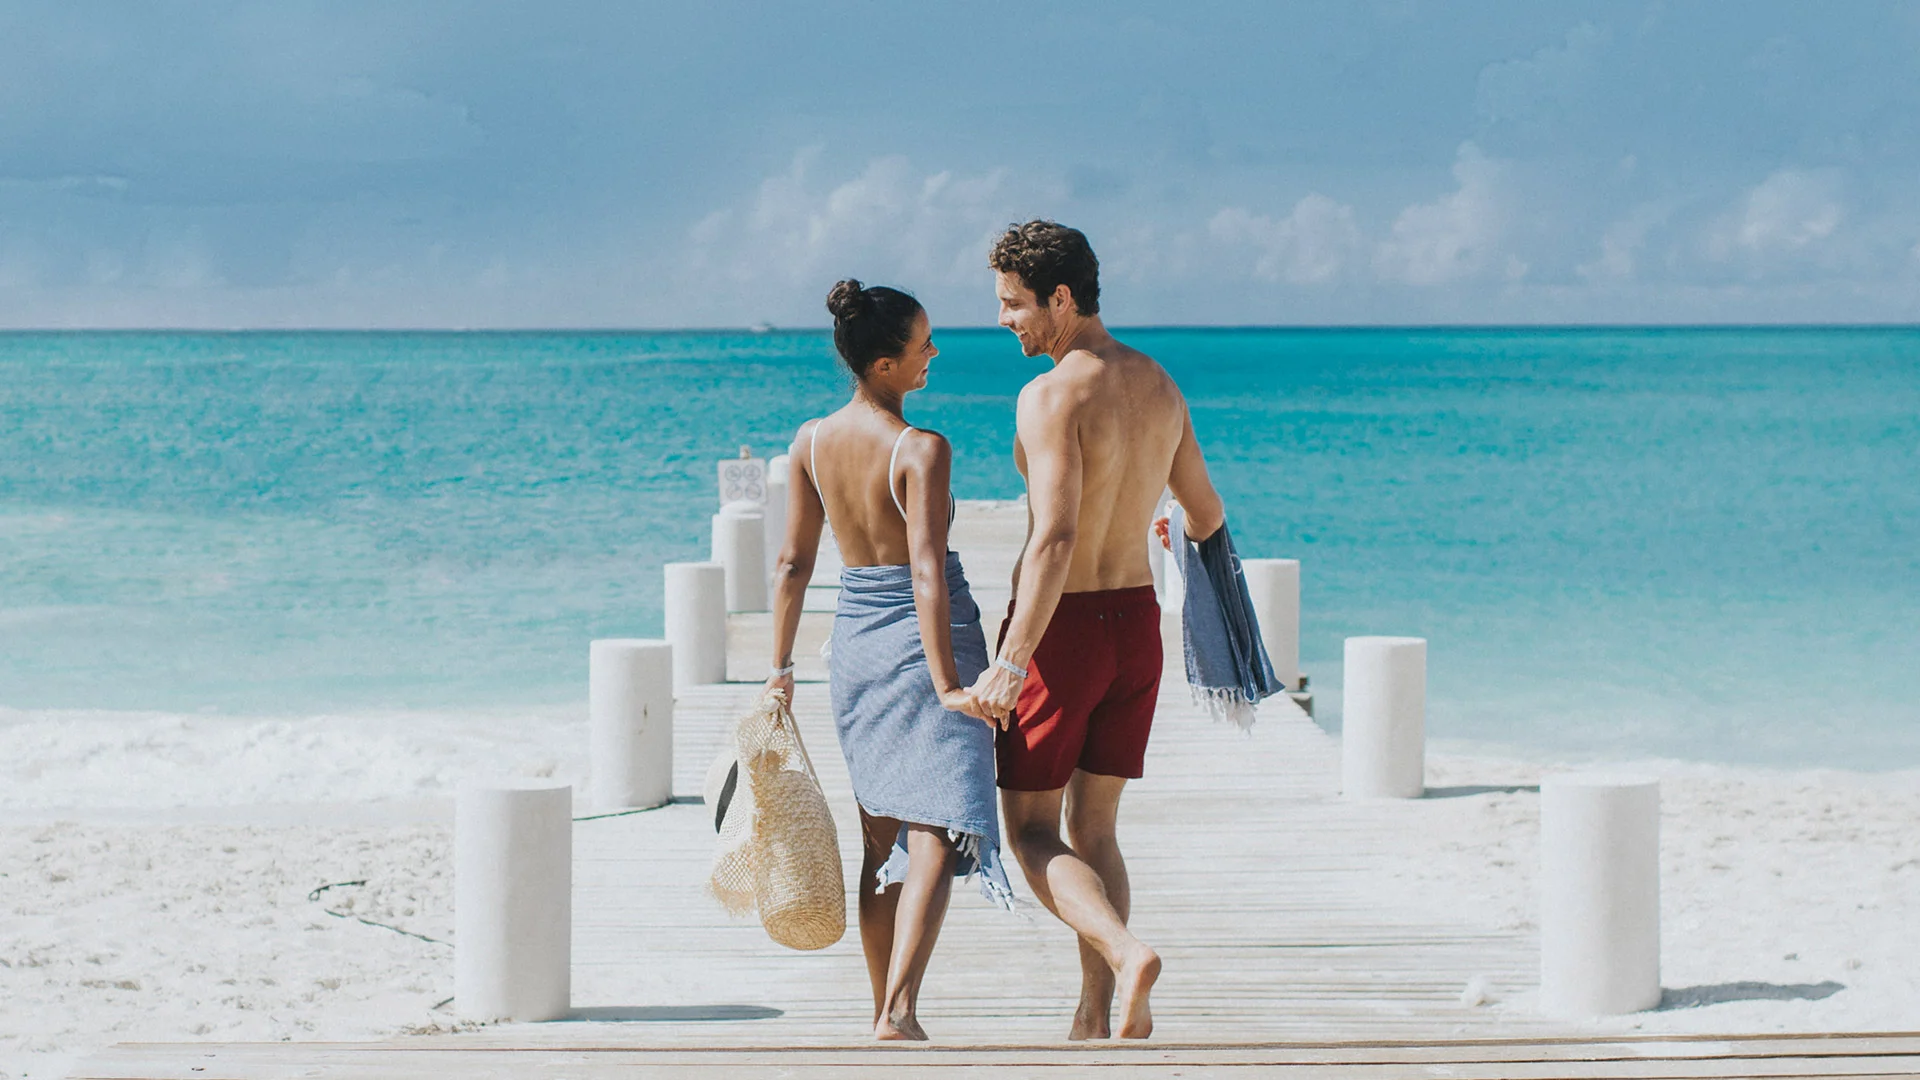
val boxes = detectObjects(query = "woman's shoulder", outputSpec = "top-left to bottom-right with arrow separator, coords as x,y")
795,411 -> 838,445
898,425 -> 951,460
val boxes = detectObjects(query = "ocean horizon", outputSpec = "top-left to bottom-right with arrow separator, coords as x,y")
3,325 -> 1917,771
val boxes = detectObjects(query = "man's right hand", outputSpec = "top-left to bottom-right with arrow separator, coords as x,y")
939,687 -> 997,727
966,664 -> 1021,730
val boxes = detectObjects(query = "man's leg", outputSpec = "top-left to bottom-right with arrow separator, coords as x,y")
1064,769 -> 1133,1037
1002,784 -> 1161,1040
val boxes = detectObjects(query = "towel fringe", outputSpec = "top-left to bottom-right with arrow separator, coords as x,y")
1189,684 -> 1260,732
873,826 -> 1017,912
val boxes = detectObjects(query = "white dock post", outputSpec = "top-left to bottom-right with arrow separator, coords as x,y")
588,639 -> 673,810
1340,636 -> 1425,798
455,780 -> 571,1022
1147,523 -> 1166,601
664,561 -> 727,687
764,453 -> 791,577
1154,488 -> 1182,608
711,503 -> 768,613
1243,558 -> 1300,690
1540,773 -> 1662,1016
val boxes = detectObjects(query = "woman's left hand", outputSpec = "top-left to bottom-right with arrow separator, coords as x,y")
940,687 -> 995,727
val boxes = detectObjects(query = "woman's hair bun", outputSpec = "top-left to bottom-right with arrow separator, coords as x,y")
825,278 -> 869,321
824,279 -> 924,379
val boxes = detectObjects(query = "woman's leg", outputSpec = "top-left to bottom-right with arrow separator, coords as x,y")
875,823 -> 959,1040
857,809 -> 904,1025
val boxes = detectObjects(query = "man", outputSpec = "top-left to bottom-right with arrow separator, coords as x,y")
967,220 -> 1227,1040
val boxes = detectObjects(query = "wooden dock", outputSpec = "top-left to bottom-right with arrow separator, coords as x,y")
68,502 -> 1920,1078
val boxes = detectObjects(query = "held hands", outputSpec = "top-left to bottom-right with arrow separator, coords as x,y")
939,687 -> 998,728
965,663 -> 1022,731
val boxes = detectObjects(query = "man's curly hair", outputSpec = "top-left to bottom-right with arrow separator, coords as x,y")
988,220 -> 1100,316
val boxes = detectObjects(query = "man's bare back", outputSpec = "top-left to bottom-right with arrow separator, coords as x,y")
1013,340 -> 1188,596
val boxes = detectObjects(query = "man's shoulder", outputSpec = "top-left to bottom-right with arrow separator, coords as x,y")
1087,339 -> 1180,405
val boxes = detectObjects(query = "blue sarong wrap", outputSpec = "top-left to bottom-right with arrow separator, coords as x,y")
827,551 -> 1015,910
1171,504 -> 1284,730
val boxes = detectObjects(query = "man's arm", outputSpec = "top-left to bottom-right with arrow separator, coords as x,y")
969,382 -> 1080,720
1166,404 -> 1224,541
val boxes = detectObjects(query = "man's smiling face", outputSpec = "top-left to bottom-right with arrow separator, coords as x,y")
995,270 -> 1056,358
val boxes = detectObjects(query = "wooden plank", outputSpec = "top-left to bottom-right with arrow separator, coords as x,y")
68,1039 -> 1920,1080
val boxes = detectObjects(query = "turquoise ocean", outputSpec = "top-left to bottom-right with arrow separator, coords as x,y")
2,328 -> 1916,769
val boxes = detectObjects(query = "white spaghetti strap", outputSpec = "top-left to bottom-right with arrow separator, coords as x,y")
886,426 -> 915,520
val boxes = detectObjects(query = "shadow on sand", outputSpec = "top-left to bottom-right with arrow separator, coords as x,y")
1658,981 -> 1845,1010
1422,785 -> 1540,799
565,1005 -> 785,1022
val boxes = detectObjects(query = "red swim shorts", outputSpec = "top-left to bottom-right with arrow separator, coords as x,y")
996,585 -> 1163,791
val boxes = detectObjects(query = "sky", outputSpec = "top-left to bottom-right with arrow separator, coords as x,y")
2,1 -> 1918,328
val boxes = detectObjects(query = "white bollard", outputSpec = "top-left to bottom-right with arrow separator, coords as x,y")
1147,524 -> 1166,602
763,454 -> 790,578
1243,558 -> 1301,691
1162,539 -> 1185,611
1540,773 -> 1661,1016
455,780 -> 571,1022
1341,636 -> 1426,798
588,639 -> 674,810
711,503 -> 768,613
664,561 -> 727,688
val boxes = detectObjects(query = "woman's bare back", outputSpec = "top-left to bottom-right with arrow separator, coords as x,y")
805,405 -> 941,567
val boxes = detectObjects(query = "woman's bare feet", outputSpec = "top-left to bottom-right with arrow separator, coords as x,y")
1115,946 -> 1161,1039
874,1011 -> 929,1041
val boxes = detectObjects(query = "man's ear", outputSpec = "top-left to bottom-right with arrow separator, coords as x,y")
1051,283 -> 1074,314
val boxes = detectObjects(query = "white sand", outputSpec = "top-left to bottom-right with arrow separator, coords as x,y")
1,820 -> 456,1080
5,711 -> 1918,1077
1405,752 -> 1920,1034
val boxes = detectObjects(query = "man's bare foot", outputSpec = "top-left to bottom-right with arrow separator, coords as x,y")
1115,947 -> 1160,1039
1068,1002 -> 1110,1040
874,1012 -> 928,1041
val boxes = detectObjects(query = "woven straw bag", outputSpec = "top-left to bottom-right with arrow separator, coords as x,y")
706,690 -> 846,951
704,723 -> 756,916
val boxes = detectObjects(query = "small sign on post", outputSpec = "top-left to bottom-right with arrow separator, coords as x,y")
718,445 -> 767,507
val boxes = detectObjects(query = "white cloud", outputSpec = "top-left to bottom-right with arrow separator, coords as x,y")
1374,143 -> 1513,286
684,150 -> 1022,298
1208,194 -> 1361,284
1475,22 -> 1610,139
1578,203 -> 1671,283
1709,168 -> 1845,261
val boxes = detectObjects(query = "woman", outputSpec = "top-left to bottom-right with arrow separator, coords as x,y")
766,278 -> 1014,1041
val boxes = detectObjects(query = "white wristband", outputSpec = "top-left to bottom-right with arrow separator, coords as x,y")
994,656 -> 1029,680
770,662 -> 795,678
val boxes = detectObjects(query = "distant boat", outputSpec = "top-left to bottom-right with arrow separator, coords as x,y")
749,321 -> 775,334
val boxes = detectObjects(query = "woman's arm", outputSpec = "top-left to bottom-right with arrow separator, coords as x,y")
767,422 -> 826,702
899,430 -> 990,725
